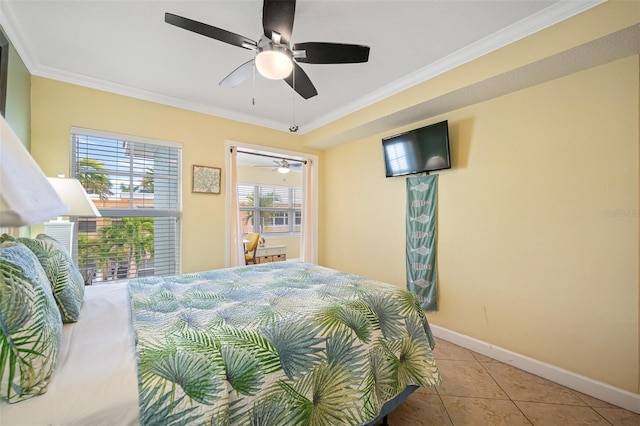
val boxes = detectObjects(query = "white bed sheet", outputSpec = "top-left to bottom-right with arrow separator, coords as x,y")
0,282 -> 140,426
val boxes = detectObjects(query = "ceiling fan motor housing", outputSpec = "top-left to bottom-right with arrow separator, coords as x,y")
165,0 -> 369,100
255,36 -> 293,79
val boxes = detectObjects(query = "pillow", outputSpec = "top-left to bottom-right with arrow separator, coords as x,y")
0,241 -> 62,403
0,234 -> 85,322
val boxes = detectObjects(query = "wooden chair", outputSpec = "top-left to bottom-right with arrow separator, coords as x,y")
244,232 -> 260,265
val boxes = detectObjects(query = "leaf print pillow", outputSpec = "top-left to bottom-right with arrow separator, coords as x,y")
0,242 -> 62,403
0,233 -> 85,322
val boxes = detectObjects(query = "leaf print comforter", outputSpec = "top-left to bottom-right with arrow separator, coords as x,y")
129,261 -> 441,425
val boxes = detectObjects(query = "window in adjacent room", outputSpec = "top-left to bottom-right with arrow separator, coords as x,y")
71,128 -> 182,284
238,183 -> 302,234
229,144 -> 316,265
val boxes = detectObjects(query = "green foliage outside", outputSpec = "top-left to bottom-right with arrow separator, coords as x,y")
243,191 -> 281,232
76,160 -> 155,282
120,169 -> 154,194
77,158 -> 113,201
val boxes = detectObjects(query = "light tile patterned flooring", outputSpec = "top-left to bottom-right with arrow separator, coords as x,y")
380,338 -> 640,425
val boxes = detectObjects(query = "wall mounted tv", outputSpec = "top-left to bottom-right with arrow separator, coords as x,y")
382,120 -> 451,177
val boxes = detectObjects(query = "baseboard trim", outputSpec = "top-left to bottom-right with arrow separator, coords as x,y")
430,324 -> 640,414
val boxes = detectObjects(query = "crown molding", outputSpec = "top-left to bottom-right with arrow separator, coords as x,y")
0,0 -> 605,136
0,0 -> 37,71
33,63 -> 289,132
302,0 -> 605,133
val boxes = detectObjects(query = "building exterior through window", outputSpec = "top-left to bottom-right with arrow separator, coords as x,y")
71,128 -> 182,284
238,183 -> 302,235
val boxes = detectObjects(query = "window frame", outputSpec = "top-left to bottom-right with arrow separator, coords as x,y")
238,183 -> 302,235
70,127 -> 182,283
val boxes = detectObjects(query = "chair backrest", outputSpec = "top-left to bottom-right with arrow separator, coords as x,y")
245,232 -> 260,252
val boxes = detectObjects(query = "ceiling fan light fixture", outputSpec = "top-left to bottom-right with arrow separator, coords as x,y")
276,160 -> 291,174
255,46 -> 293,80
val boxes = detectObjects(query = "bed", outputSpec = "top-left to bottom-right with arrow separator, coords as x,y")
0,255 -> 440,426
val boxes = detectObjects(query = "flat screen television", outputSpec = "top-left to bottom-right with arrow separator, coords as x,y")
382,120 -> 451,177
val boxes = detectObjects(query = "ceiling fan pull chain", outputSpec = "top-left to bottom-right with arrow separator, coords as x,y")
165,5 -> 369,102
289,66 -> 298,132
252,60 -> 256,106
292,68 -> 295,123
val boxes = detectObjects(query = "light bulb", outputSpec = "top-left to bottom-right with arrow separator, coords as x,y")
255,48 -> 293,80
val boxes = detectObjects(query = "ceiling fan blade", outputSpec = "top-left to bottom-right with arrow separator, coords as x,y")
165,13 -> 257,50
262,0 -> 296,45
293,42 -> 370,64
219,60 -> 255,87
284,62 -> 318,99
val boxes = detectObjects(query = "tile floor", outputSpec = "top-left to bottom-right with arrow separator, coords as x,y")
379,338 -> 640,426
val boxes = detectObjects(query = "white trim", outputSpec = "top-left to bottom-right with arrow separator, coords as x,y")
303,0 -> 605,132
70,127 -> 183,149
70,127 -> 184,276
0,0 -> 604,134
224,141 -> 318,267
0,0 -> 287,133
430,324 -> 640,414
44,65 -> 288,132
0,1 -> 37,72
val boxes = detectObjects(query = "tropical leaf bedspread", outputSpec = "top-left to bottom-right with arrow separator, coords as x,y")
129,261 -> 441,425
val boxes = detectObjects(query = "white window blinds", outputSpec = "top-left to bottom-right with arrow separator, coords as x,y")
71,129 -> 182,284
238,183 -> 301,234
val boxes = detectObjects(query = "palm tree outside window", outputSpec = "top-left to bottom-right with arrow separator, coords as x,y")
71,128 -> 182,284
238,184 -> 302,234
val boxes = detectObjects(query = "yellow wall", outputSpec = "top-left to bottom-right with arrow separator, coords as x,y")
26,0 -> 639,398
316,0 -> 640,396
321,56 -> 639,393
303,0 -> 639,148
30,77 -> 318,273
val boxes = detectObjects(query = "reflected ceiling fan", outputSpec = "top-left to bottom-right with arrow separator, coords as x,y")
165,0 -> 370,99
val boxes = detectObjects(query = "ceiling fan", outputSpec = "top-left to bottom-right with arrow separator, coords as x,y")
255,159 -> 292,174
165,0 -> 370,99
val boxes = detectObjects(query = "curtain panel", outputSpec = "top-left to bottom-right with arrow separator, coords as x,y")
301,159 -> 316,263
228,147 -> 244,267
406,175 -> 438,310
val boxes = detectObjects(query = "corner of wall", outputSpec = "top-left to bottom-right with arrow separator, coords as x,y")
0,23 -> 31,147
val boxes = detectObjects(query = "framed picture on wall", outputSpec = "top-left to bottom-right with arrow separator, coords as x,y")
192,165 -> 221,194
0,30 -> 9,118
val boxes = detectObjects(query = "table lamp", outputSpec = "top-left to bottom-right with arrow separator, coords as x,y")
44,177 -> 101,257
0,115 -> 68,227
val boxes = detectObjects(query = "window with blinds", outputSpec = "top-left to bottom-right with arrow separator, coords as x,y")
71,129 -> 181,284
238,183 -> 302,234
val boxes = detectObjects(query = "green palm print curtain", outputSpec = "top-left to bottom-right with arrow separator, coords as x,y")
406,175 -> 438,310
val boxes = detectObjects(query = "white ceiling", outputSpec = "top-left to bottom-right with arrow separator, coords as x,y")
0,0 -> 605,134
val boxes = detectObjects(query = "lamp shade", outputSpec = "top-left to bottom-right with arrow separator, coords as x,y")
0,115 -> 68,227
46,178 -> 101,217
